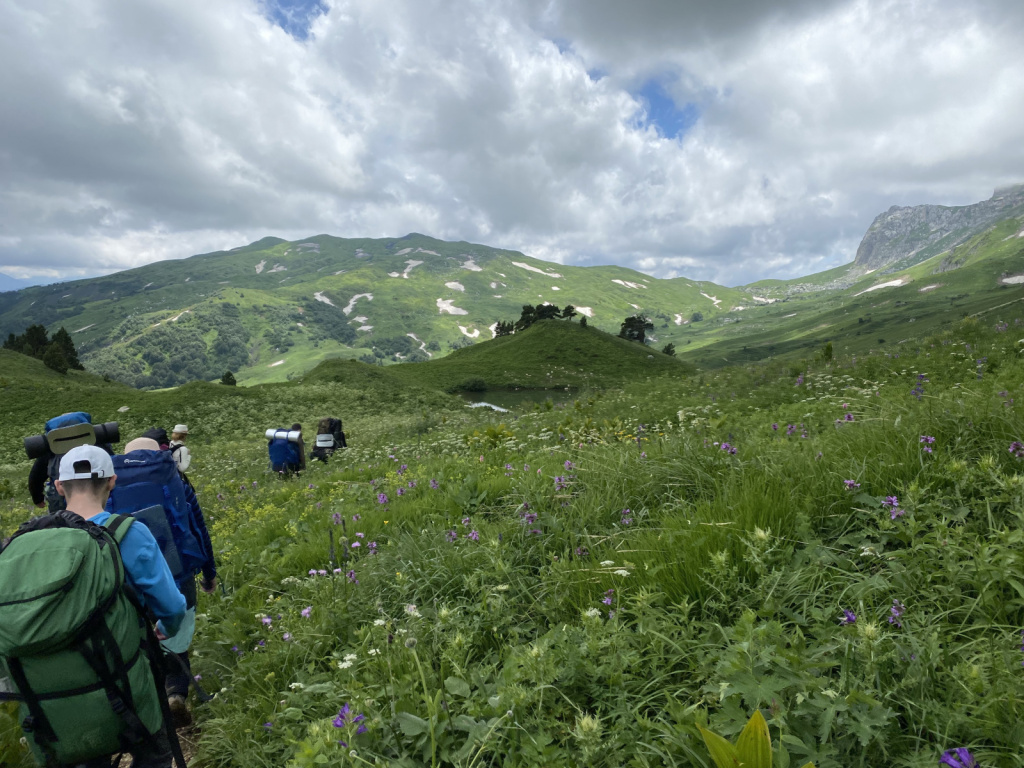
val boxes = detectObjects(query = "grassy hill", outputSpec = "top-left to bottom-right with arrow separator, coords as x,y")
306,319 -> 691,393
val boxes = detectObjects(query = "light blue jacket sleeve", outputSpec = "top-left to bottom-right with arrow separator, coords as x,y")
98,512 -> 187,636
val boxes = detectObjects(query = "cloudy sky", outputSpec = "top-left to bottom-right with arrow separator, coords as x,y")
2,0 -> 1023,286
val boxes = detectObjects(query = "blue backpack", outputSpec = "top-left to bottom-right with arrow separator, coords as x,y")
105,450 -> 206,579
268,438 -> 301,472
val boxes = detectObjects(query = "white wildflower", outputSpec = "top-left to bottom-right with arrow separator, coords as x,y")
614,569 -> 630,577
373,619 -> 386,626
289,682 -> 305,690
583,607 -> 601,619
367,649 -> 380,656
337,660 -> 353,670
599,560 -> 615,566
344,653 -> 357,662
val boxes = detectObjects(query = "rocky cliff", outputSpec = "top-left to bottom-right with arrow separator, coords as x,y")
854,184 -> 1024,271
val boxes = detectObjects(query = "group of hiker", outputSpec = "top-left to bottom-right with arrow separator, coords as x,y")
0,412 -> 347,768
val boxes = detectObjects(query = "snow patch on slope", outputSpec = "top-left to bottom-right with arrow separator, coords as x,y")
461,258 -> 483,272
407,333 -> 432,358
343,293 -> 373,315
314,292 -> 335,307
700,292 -> 722,306
389,260 -> 424,279
255,260 -> 266,274
612,279 -> 647,289
458,325 -> 481,338
445,281 -> 465,292
576,306 -> 594,317
854,278 -> 907,296
437,298 -> 468,315
513,261 -> 562,278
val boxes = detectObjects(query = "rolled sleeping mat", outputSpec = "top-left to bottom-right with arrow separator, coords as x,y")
265,429 -> 302,443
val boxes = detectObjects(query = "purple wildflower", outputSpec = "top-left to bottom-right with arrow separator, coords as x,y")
377,493 -> 388,504
262,616 -> 272,626
351,541 -> 361,548
352,514 -> 361,522
461,517 -> 471,526
308,569 -> 317,576
446,530 -> 457,543
640,451 -> 647,459
843,480 -> 860,491
839,609 -> 857,625
940,748 -> 978,768
771,423 -> 778,431
333,704 -> 351,728
408,480 -> 416,488
523,512 -> 537,524
882,495 -> 899,508
564,460 -> 575,470
301,606 -> 312,618
719,442 -> 737,455
283,633 -> 292,642
356,724 -> 368,735
466,530 -> 480,541
786,424 -> 797,436
318,569 -> 327,576
429,479 -> 440,489
1010,441 -> 1024,458
575,546 -> 589,558
368,541 -> 378,553
355,532 -> 365,538
888,599 -> 905,628
263,722 -> 273,729
397,488 -> 405,496
601,589 -> 614,606
347,570 -> 358,584
844,413 -> 854,422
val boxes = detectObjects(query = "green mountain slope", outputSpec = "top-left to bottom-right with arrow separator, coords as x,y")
0,233 -> 738,388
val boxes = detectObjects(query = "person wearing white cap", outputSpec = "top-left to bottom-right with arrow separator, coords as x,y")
55,444 -> 186,766
169,425 -> 191,473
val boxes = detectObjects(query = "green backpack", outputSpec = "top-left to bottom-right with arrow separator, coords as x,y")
0,511 -> 176,766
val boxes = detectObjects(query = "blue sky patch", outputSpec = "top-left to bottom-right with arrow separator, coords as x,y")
262,0 -> 328,40
633,79 -> 699,139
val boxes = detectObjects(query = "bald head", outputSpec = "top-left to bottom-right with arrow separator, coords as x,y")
125,437 -> 161,453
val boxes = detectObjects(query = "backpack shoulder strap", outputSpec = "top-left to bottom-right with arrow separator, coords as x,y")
104,514 -> 134,544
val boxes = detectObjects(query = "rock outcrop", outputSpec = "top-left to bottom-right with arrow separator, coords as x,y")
854,184 -> 1024,271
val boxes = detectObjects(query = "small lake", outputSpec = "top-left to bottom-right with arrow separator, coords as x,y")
456,388 -> 578,411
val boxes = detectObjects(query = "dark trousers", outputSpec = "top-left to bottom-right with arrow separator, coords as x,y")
67,724 -> 174,767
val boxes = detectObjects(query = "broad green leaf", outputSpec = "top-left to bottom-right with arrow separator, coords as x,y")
444,676 -> 471,698
735,710 -> 772,768
798,763 -> 816,768
396,711 -> 430,736
698,726 -> 742,768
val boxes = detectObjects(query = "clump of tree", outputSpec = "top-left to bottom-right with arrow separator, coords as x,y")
496,304 -> 580,335
220,370 -> 237,385
619,314 -> 654,344
661,343 -> 676,356
3,324 -> 84,374
690,311 -> 704,323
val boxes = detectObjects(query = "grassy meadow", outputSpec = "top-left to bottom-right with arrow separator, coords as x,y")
3,317 -> 1024,766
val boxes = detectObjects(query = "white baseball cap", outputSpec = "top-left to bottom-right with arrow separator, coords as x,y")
173,424 -> 188,434
58,445 -> 115,481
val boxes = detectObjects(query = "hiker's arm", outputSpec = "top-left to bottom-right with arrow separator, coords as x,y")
27,457 -> 47,507
184,482 -> 217,584
120,526 -> 187,636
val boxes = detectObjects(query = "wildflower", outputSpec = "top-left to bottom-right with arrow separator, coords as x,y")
839,609 -> 857,625
352,514 -> 361,522
920,435 -> 935,444
844,413 -> 854,422
640,451 -> 647,458
614,569 -> 630,577
429,479 -> 440,489
530,528 -> 542,534
446,530 -> 457,543
523,512 -> 537,524
882,495 -> 899,509
333,704 -> 352,727
575,546 -> 589,558
373,619 -> 386,626
252,481 -> 258,488
940,748 -> 978,768
523,464 -> 530,471
283,633 -> 292,642
600,560 -> 615,566
262,617 -> 272,626
308,569 -> 317,577
771,423 -> 778,431
368,648 -> 379,656
466,530 -> 480,541
719,442 -> 737,455
368,541 -> 378,554
405,604 -> 421,618
289,682 -> 304,690
405,637 -> 417,648
344,653 -> 357,662
217,493 -> 224,501
601,589 -> 614,606
786,424 -> 796,436
356,724 -> 368,735
461,517 -> 471,526
332,512 -> 342,525
301,606 -> 312,618
351,541 -> 361,548
347,570 -> 358,583
337,659 -> 353,669
1010,441 -> 1024,458
398,464 -> 407,475
888,599 -> 905,628
564,460 -> 575,470
505,463 -> 514,470
584,607 -> 601,619
843,480 -> 860,491
318,569 -> 327,576
396,488 -> 405,496
263,722 -> 273,730
890,507 -> 906,520
355,532 -> 365,538
408,480 -> 416,488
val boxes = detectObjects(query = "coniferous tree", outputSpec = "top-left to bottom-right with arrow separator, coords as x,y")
221,370 -> 237,386
619,314 -> 654,344
42,343 -> 68,374
50,327 -> 84,370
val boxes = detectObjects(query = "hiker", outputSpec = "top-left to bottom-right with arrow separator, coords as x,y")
310,417 -> 347,463
0,444 -> 187,768
26,412 -> 117,512
267,422 -> 305,475
169,424 -> 191,473
107,437 -> 217,729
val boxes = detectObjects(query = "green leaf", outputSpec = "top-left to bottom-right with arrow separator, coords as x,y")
797,763 -> 816,768
445,676 -> 471,698
698,726 -> 742,768
396,711 -> 430,736
735,710 -> 772,768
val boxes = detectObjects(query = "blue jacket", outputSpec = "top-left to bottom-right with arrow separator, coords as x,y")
89,510 -> 187,637
182,478 -> 217,584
